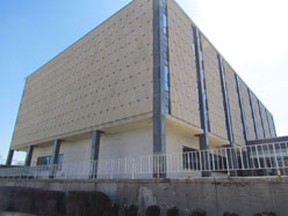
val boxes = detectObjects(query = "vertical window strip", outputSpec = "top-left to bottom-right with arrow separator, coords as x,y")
218,55 -> 234,144
160,0 -> 170,114
192,43 -> 200,126
258,100 -> 267,139
235,74 -> 248,141
152,0 -> 167,168
193,26 -> 209,149
248,89 -> 259,140
265,109 -> 273,138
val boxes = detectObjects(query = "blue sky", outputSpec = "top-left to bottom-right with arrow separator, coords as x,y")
1,0 -> 288,162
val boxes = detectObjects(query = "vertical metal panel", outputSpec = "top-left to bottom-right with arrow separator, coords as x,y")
235,75 -> 248,141
6,150 -> 14,166
91,131 -> 101,161
90,130 -> 101,179
193,27 -> 209,150
24,145 -> 34,166
218,55 -> 234,144
248,89 -> 259,140
258,100 -> 267,139
51,139 -> 61,165
49,139 -> 61,178
153,0 -> 168,178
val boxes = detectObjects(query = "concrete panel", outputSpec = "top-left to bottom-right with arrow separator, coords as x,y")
267,111 -> 277,137
201,36 -> 227,141
99,125 -> 153,161
223,62 -> 245,146
239,80 -> 256,141
167,0 -> 200,128
166,127 -> 199,154
259,102 -> 271,138
251,92 -> 265,139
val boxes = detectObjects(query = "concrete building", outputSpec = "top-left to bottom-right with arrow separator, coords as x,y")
6,0 -> 276,178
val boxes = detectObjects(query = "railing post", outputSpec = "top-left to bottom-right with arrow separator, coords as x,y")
272,143 -> 281,176
132,157 -> 135,180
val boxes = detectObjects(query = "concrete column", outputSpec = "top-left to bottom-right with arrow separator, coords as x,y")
91,131 -> 101,161
49,139 -> 61,178
153,0 -> 168,178
25,146 -> 34,166
90,131 -> 101,179
193,26 -> 209,150
6,150 -> 14,166
51,139 -> 61,165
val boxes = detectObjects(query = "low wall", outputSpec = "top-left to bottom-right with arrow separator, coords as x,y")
0,177 -> 287,216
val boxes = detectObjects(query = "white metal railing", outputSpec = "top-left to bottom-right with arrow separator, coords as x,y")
0,142 -> 288,179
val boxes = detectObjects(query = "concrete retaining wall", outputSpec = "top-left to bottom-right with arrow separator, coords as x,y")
0,177 -> 287,216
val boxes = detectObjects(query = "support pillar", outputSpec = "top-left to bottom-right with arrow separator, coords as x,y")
6,149 -> 14,166
49,139 -> 61,178
25,145 -> 34,166
153,0 -> 168,178
90,130 -> 101,179
193,27 -> 210,177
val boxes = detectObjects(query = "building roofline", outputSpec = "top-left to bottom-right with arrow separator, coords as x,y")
25,0 -> 134,80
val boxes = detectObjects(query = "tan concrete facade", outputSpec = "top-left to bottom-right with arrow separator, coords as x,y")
167,0 -> 200,129
12,0 -> 154,149
9,0 -> 276,166
167,0 -> 274,147
201,36 -> 227,141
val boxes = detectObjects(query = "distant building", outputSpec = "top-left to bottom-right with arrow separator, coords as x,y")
6,0 -> 276,178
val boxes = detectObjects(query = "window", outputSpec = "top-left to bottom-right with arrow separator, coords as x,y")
37,154 -> 64,170
58,154 -> 64,170
164,65 -> 169,91
37,156 -> 51,166
162,13 -> 167,35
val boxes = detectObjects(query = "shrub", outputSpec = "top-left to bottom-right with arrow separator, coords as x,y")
146,205 -> 161,216
167,206 -> 179,216
103,203 -> 119,216
254,212 -> 276,216
223,212 -> 239,216
124,204 -> 138,216
189,208 -> 206,216
66,191 -> 111,216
